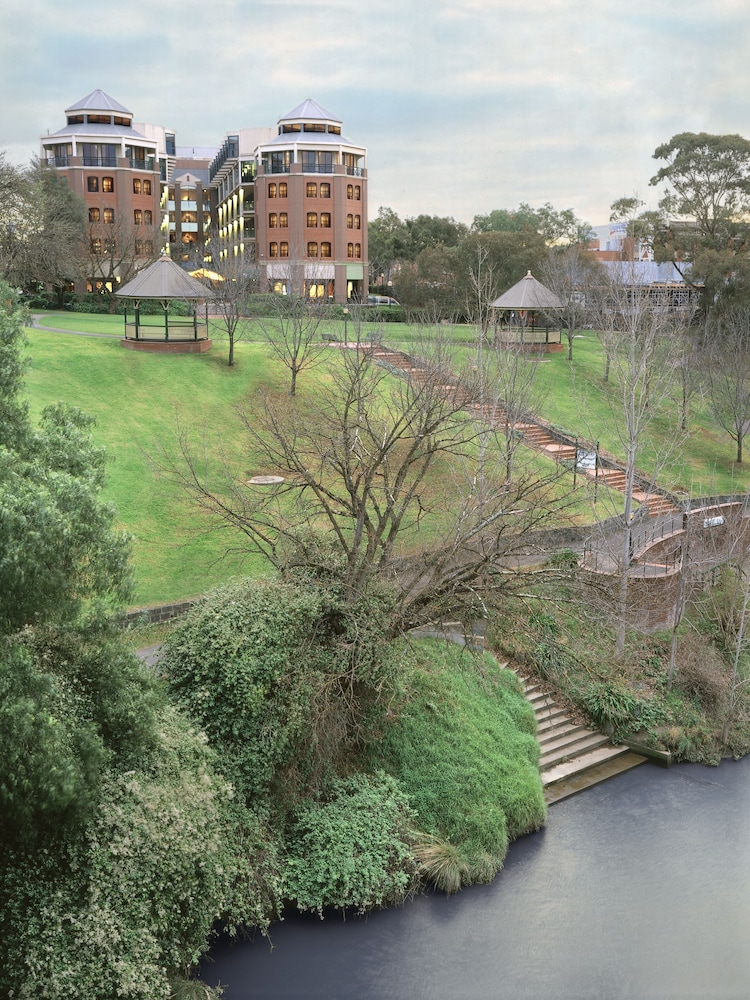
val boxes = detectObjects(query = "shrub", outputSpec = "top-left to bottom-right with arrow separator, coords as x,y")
582,681 -> 637,733
366,641 -> 545,889
676,633 -> 731,711
0,707 -> 242,1000
283,771 -> 419,915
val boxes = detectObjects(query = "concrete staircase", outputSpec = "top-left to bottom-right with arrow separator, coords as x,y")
516,422 -> 577,462
521,676 -> 647,805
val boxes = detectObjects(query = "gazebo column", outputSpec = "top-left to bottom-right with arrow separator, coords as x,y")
163,300 -> 169,341
134,300 -> 140,340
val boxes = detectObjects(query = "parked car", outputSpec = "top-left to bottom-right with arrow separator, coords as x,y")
366,294 -> 400,307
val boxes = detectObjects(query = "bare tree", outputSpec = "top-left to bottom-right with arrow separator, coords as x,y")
591,264 -> 683,659
260,260 -> 329,395
200,240 -> 259,366
540,245 -> 602,360
161,333 -> 574,633
704,305 -> 750,464
82,214 -> 159,312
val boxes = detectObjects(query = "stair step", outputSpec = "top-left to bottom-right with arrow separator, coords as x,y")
541,743 -> 635,787
536,719 -> 590,749
535,708 -> 572,730
543,751 -> 648,804
540,732 -> 612,769
537,722 -> 596,750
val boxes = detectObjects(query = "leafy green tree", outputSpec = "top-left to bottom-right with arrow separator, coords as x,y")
649,132 -> 750,305
405,212 -> 468,252
368,206 -> 411,289
0,279 -> 246,998
472,202 -> 591,246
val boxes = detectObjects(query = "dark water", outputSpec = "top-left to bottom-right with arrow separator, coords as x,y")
202,759 -> 750,1000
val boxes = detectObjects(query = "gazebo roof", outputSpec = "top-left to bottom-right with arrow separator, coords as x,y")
116,255 -> 213,300
491,271 -> 562,310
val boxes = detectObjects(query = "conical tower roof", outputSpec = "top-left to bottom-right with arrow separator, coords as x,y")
491,270 -> 563,310
116,256 -> 213,300
65,89 -> 132,116
278,98 -> 340,124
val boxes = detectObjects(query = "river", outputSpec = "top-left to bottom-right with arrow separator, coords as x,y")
202,758 -> 750,999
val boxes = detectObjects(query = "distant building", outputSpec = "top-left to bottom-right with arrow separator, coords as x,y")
41,89 -> 161,295
42,91 -> 369,303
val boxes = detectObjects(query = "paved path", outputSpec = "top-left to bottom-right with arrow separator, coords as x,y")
30,315 -> 120,338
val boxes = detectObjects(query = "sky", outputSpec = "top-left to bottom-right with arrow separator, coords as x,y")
2,0 -> 749,230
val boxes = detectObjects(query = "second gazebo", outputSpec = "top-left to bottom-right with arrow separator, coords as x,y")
491,270 -> 563,350
115,255 -> 214,353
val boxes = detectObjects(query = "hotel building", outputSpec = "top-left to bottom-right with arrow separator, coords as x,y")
42,91 -> 368,303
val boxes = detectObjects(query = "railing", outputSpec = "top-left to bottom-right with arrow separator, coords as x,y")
82,155 -> 118,167
346,166 -> 364,176
128,157 -> 155,171
301,163 -> 335,174
267,163 -> 291,174
45,154 -> 69,168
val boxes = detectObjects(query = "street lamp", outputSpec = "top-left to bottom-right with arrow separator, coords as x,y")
343,306 -> 349,341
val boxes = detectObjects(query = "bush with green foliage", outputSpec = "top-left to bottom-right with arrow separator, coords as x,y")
0,281 -> 245,998
284,771 -> 419,915
366,640 -> 545,890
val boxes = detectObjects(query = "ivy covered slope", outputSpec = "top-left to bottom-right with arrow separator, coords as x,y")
0,284 -> 253,1000
161,572 -> 546,916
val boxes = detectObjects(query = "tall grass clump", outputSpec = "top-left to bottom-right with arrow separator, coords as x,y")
366,639 -> 545,891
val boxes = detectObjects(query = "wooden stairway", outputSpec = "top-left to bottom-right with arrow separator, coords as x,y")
521,676 -> 647,805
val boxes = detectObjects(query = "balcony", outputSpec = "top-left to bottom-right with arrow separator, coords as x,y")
82,155 -> 118,167
267,163 -> 291,174
45,154 -> 70,168
346,166 -> 364,177
128,156 -> 156,171
301,163 -> 335,174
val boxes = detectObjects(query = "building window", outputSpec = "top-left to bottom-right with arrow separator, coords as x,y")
143,179 -> 152,195
268,183 -> 277,198
144,210 -> 152,225
354,243 -> 362,258
278,182 -> 288,197
307,212 -> 318,228
88,208 -> 100,222
133,179 -> 142,195
279,212 -> 288,228
103,208 -> 115,224
269,242 -> 279,258
307,242 -> 318,257
347,214 -> 354,229
347,243 -> 354,258
306,182 -> 318,198
144,240 -> 153,255
354,185 -> 361,200
135,240 -> 143,256
91,238 -> 102,254
354,215 -> 361,229
87,177 -> 99,192
320,212 -> 331,228
280,241 -> 289,258
269,213 -> 278,228
134,209 -> 143,225
320,182 -> 330,198
320,242 -> 331,258
347,184 -> 353,199
102,177 -> 114,193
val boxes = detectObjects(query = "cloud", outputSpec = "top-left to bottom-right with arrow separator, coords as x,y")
1,0 -> 748,227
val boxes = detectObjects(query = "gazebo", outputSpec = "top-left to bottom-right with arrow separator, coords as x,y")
491,270 -> 563,350
115,255 -> 214,353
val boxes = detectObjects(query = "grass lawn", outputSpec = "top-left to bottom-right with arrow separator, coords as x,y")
22,313 -> 746,608
24,327 -> 288,606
